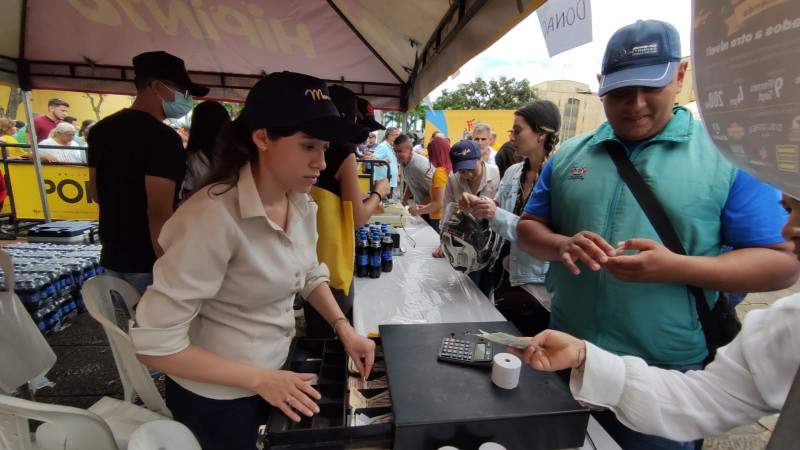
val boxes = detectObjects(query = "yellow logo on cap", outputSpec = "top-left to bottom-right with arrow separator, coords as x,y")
453,149 -> 471,156
305,89 -> 330,101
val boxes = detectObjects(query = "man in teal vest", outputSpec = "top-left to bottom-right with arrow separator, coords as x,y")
517,20 -> 799,450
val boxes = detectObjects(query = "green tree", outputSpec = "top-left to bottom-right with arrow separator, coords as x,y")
433,76 -> 538,110
381,101 -> 428,131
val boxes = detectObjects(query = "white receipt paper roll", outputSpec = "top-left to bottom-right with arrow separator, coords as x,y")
491,353 -> 521,389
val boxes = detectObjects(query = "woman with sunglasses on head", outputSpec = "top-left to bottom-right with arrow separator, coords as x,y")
132,72 -> 376,449
459,100 -> 561,335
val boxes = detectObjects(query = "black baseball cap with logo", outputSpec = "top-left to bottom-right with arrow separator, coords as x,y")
244,72 -> 369,144
356,97 -> 385,131
133,51 -> 209,97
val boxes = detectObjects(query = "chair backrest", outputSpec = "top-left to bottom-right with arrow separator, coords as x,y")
81,276 -> 171,418
0,394 -> 118,450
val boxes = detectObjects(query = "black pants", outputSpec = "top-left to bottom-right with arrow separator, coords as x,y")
166,376 -> 271,450
304,280 -> 354,338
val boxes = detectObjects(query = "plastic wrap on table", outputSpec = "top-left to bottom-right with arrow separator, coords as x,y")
353,220 -> 504,336
398,214 -> 441,249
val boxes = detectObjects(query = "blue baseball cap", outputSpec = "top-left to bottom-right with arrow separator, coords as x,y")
450,140 -> 481,172
598,20 -> 682,96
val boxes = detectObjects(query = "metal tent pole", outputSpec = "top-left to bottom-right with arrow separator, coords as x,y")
21,91 -> 52,222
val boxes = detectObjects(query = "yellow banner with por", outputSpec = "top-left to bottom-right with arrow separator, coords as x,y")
7,163 -> 98,220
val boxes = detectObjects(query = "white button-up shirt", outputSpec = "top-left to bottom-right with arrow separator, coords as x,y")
570,293 -> 800,441
131,163 -> 329,399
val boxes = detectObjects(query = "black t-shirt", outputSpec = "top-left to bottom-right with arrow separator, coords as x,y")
88,109 -> 186,272
316,142 -> 355,198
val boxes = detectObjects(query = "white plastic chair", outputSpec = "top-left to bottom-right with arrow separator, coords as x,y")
79,275 -> 171,417
0,396 -> 200,450
0,393 -> 117,450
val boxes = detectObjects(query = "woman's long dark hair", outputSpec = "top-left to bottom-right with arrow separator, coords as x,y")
200,110 -> 299,196
187,101 -> 231,170
514,100 -> 562,184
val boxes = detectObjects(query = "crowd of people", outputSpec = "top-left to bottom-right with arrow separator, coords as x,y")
2,15 -> 797,450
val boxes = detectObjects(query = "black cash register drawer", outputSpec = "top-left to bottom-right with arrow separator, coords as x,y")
260,338 -> 393,449
262,322 -> 589,450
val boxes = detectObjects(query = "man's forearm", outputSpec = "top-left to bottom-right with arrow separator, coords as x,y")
674,243 -> 799,292
516,215 -> 570,261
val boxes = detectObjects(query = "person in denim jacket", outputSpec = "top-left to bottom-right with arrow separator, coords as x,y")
459,100 -> 561,335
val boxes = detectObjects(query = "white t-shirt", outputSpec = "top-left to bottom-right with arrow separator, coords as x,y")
38,138 -> 85,163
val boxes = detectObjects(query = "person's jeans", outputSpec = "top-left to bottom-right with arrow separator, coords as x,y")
104,270 -> 153,316
429,219 -> 440,234
467,265 -> 495,300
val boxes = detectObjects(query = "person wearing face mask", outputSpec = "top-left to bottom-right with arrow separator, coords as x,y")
88,51 -> 208,296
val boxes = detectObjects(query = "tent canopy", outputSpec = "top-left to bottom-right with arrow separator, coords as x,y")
0,0 -> 543,111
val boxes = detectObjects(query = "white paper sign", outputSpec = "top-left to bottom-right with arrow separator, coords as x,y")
536,0 -> 593,58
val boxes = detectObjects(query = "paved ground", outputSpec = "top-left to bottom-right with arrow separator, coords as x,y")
6,233 -> 792,449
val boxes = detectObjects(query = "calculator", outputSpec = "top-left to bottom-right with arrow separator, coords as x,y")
438,336 -> 493,367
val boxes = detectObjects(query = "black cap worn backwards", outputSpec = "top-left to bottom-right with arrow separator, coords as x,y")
356,97 -> 385,131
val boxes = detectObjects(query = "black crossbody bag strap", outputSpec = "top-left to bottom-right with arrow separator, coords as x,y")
603,143 -> 712,322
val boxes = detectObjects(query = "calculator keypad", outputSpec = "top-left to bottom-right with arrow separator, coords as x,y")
438,337 -> 492,365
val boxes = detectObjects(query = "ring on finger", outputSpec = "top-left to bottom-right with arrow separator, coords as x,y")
285,396 -> 291,404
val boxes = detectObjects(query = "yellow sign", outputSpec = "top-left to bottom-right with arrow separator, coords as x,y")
7,163 -> 98,220
424,110 -> 516,144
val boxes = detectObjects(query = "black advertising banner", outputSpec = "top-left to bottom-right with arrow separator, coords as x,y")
693,0 -> 800,197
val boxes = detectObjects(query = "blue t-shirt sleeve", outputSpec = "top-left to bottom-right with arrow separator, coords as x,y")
721,169 -> 787,248
523,158 -> 553,219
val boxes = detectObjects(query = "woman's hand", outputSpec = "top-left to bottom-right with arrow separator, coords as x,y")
458,192 -> 479,210
504,330 -> 586,372
373,178 -> 390,197
432,246 -> 444,258
255,369 -> 322,422
337,324 -> 376,379
468,198 -> 497,220
408,204 -> 424,216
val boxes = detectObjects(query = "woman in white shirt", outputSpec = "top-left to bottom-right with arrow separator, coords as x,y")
38,122 -> 85,163
132,72 -> 376,449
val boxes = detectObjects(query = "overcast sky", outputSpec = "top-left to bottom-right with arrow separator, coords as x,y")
427,0 -> 692,100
